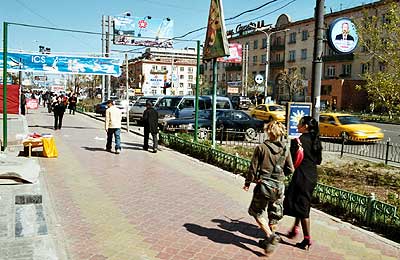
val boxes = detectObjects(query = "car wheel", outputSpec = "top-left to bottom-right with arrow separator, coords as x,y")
245,127 -> 258,142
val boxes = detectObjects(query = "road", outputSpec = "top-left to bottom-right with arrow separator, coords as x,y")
368,122 -> 400,144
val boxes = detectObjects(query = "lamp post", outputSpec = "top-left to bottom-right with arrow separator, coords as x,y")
251,25 -> 289,103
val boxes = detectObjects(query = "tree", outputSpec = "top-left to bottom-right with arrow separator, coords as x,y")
276,67 -> 305,102
355,1 -> 400,118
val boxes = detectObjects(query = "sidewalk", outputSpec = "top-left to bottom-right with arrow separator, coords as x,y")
1,107 -> 399,260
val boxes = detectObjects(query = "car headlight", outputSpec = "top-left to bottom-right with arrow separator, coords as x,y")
277,114 -> 285,118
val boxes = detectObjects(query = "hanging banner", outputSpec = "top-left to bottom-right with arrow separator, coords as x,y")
0,84 -> 19,114
217,43 -> 242,63
113,16 -> 174,48
0,51 -> 122,76
203,0 -> 230,60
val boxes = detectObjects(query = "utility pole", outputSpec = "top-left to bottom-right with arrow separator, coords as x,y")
101,15 -> 106,102
311,0 -> 324,121
125,53 -> 130,132
106,15 -> 111,100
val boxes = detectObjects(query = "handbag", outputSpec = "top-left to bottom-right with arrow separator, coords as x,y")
293,137 -> 304,168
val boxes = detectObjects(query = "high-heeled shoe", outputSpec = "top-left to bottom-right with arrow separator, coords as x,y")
287,226 -> 299,239
296,237 -> 312,250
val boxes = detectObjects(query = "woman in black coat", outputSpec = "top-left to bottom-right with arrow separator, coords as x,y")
283,116 -> 322,250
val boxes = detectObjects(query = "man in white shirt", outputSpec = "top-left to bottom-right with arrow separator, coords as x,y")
105,100 -> 122,154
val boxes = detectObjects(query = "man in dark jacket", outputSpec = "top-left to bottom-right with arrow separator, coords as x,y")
143,101 -> 159,153
53,96 -> 66,130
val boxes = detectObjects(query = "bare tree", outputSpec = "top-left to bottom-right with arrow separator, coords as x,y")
276,67 -> 305,102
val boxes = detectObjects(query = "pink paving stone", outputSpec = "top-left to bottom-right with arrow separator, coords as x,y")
88,255 -> 108,260
156,252 -> 174,260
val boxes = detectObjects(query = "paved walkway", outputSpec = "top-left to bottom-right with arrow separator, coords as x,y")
23,108 -> 400,259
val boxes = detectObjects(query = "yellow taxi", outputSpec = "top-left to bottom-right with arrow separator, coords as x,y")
250,104 -> 286,122
319,113 -> 384,141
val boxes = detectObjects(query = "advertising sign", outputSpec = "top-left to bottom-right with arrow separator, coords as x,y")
50,85 -> 66,93
328,18 -> 358,54
26,98 -> 39,110
113,16 -> 174,48
0,84 -> 19,114
227,87 -> 239,94
217,43 -> 242,63
287,102 -> 312,138
148,75 -> 164,88
0,51 -> 122,76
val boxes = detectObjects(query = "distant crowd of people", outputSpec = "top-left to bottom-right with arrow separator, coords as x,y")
20,90 -> 78,129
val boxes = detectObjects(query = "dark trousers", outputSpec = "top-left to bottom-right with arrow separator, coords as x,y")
54,112 -> 64,129
69,105 -> 76,115
143,128 -> 158,151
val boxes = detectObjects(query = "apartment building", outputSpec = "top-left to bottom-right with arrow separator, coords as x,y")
130,47 -> 198,96
202,0 -> 396,111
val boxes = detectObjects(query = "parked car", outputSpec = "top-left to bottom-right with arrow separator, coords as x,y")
156,95 -> 233,126
94,101 -> 108,116
319,113 -> 384,141
128,96 -> 163,124
250,104 -> 286,122
165,109 -> 264,141
231,96 -> 253,110
114,100 -> 131,120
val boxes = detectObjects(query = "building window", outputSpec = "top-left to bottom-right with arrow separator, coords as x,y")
262,38 -> 267,48
179,83 -> 184,88
179,91 -> 184,95
161,66 -> 167,71
300,67 -> 306,79
276,53 -> 281,62
288,50 -> 296,62
204,63 -> 208,71
261,54 -> 266,64
151,89 -> 157,95
302,30 -> 308,41
327,66 -> 336,77
382,14 -> 390,24
188,67 -> 193,73
253,39 -> 258,49
188,75 -> 194,81
252,55 -> 258,65
301,49 -> 307,60
180,67 -> 185,72
276,37 -> 282,45
321,85 -> 332,95
289,32 -> 296,44
361,63 -> 370,74
209,75 -> 212,82
152,65 -> 158,70
342,64 -> 352,76
180,75 -> 184,79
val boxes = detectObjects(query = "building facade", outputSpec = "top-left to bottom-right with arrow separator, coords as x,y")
202,0 -> 397,111
130,47 -> 198,96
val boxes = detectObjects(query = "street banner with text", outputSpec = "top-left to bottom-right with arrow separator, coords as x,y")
0,51 -> 122,76
216,43 -> 242,63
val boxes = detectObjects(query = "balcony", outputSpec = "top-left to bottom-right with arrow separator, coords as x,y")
270,61 -> 284,68
150,69 -> 168,74
225,65 -> 242,72
322,53 -> 354,62
270,44 -> 285,51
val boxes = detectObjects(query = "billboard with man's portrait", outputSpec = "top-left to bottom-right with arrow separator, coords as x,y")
328,17 -> 359,54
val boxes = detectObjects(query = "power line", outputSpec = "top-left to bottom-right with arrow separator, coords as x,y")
225,0 -> 280,21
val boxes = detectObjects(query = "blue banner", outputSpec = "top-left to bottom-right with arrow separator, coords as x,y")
0,51 -> 122,76
113,16 -> 174,48
287,102 -> 312,138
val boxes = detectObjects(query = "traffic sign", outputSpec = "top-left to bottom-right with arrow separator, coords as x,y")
255,74 -> 264,84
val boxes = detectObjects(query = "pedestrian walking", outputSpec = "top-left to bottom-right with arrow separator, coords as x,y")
283,116 -> 322,250
243,121 -> 294,255
68,93 -> 78,115
143,101 -> 159,153
105,100 -> 122,154
20,92 -> 26,115
52,96 -> 66,130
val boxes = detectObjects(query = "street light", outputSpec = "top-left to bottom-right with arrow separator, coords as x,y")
250,25 -> 289,103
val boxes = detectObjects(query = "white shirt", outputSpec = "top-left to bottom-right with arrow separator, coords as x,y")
105,105 -> 122,130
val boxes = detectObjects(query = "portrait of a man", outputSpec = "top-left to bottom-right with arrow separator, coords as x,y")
335,22 -> 354,41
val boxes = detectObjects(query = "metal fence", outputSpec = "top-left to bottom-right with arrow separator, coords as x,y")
160,132 -> 400,240
166,128 -> 400,165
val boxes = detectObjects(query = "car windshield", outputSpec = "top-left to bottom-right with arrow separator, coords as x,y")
337,116 -> 362,125
156,97 -> 181,109
135,97 -> 157,107
269,105 -> 284,111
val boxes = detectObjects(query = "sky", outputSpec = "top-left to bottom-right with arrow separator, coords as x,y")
0,0 -> 379,59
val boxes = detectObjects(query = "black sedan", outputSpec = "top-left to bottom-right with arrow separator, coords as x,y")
165,110 -> 265,141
